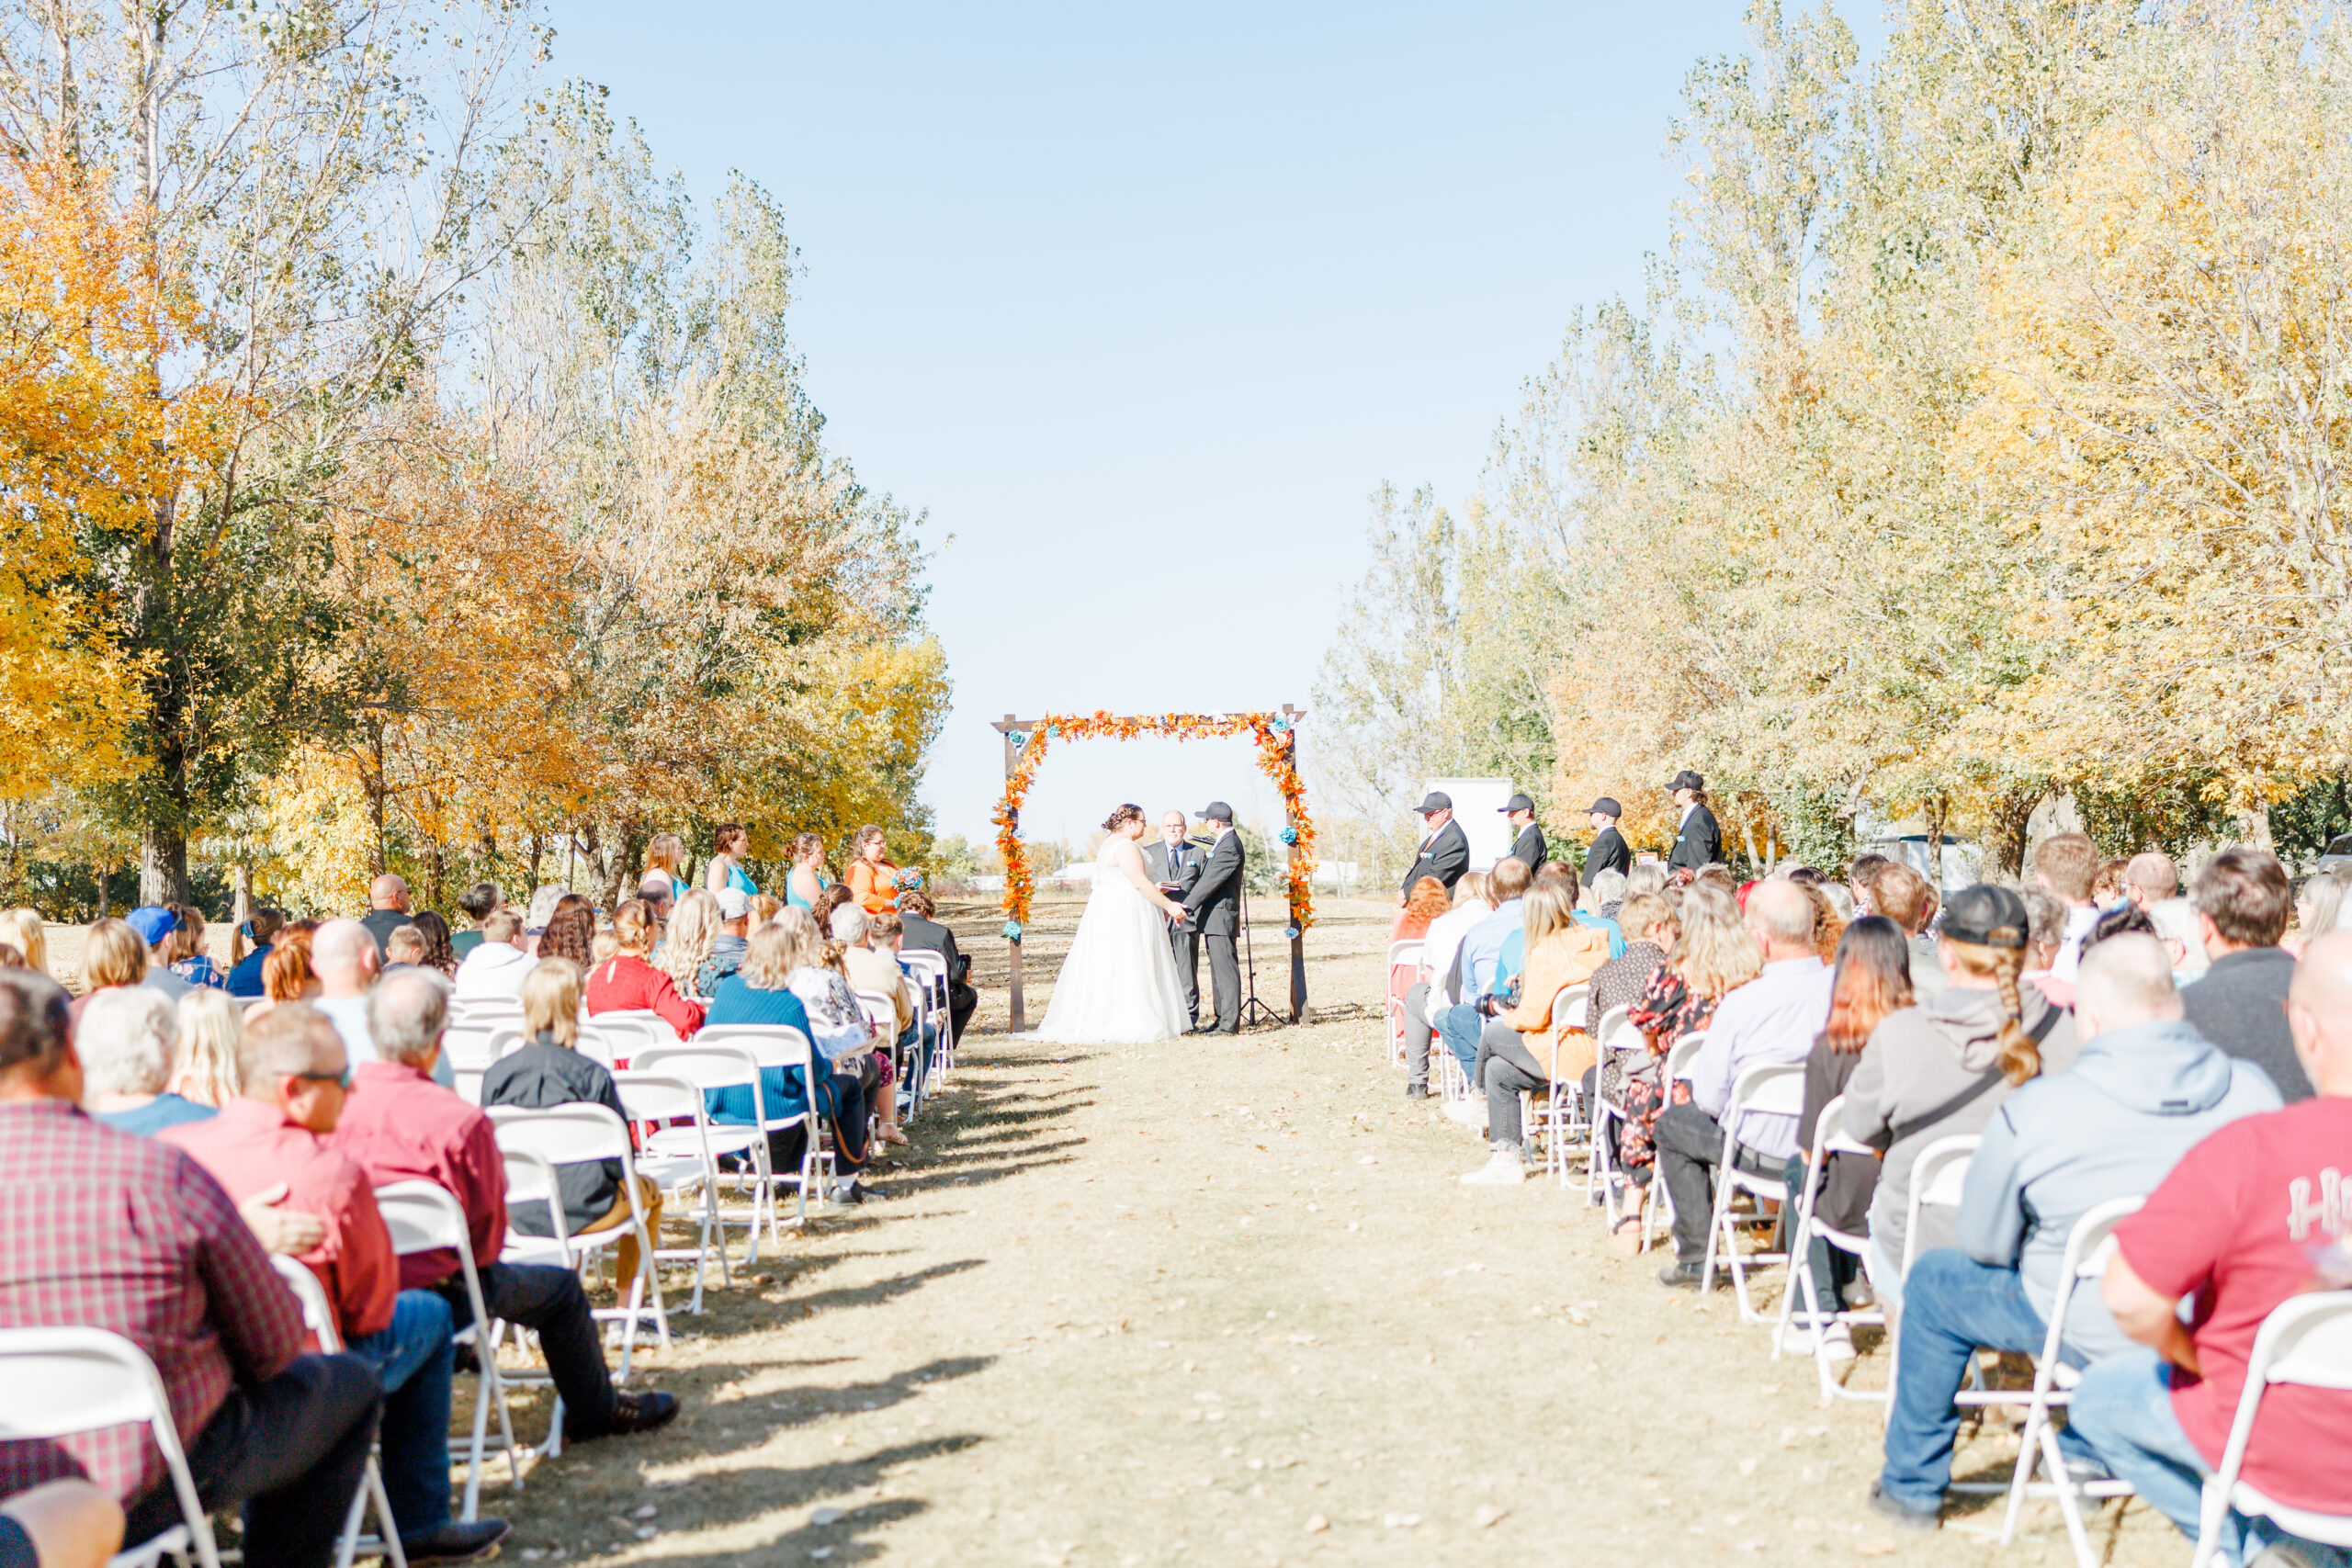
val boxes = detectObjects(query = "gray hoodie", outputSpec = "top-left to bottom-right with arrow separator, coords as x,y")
1959,1017 -> 2281,1363
1842,986 -> 2080,1271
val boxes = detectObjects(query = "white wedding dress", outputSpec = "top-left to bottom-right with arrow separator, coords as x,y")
1033,836 -> 1191,1044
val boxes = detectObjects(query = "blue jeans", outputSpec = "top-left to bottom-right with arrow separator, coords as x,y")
2069,1348 -> 2346,1568
345,1289 -> 456,1536
1438,1004 -> 1485,1082
1880,1250 -> 2060,1511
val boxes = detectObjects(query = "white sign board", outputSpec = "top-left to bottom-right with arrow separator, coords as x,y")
1425,777 -> 1518,873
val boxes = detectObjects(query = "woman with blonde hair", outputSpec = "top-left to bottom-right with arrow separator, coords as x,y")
2289,869 -> 2347,957
583,897 -> 705,1039
73,919 -> 150,1025
168,906 -> 224,990
0,908 -> 49,977
646,832 -> 691,903
703,917 -> 873,1190
168,989 -> 242,1108
748,892 -> 783,929
784,833 -> 831,913
1841,885 -> 2078,1309
659,888 -> 722,999
483,958 -> 662,1290
1456,878 -> 1612,1186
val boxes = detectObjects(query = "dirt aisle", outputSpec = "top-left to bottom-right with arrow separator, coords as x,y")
497,896 -> 2183,1567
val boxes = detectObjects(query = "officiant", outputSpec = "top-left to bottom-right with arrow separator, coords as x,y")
1144,808 -> 1206,1029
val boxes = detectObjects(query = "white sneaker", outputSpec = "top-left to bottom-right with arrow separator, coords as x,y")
1460,1151 -> 1525,1186
1820,1322 -> 1857,1362
1442,1097 -> 1488,1128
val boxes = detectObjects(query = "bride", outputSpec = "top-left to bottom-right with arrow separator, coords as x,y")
1033,804 -> 1193,1043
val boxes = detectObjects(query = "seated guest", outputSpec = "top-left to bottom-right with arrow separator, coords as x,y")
0,969 -> 383,1568
124,908 -> 192,1002
2124,850 -> 2179,909
705,917 -> 872,1188
224,908 -> 285,998
245,937 -> 320,1022
329,968 -> 679,1444
2150,897 -> 2211,985
1433,857 -> 1533,1087
481,960 -> 662,1292
585,900 -> 704,1040
895,890 -> 976,1043
168,989 -> 243,1110
382,925 -> 429,971
786,913 -> 887,1203
1400,873 -> 1489,1100
1842,886 -> 2078,1310
1654,879 -> 1837,1287
2182,847 -> 2305,1100
1864,862 -> 1944,998
1784,915 -> 1913,1354
2070,931 -> 2352,1568
537,897 -> 596,972
656,889 -> 719,999
833,905 -> 910,1147
308,920 -> 380,1066
1614,886 -> 1757,1234
70,919 -> 149,1026
1390,877 -> 1450,1046
2035,830 -> 2103,980
164,1005 -> 508,1564
167,908 -> 223,991
453,910 -> 535,1001
1456,880 -> 1610,1186
700,888 -> 752,996
1574,865 -> 1628,957
0,909 -> 48,982
449,883 -> 500,961
1868,934 -> 2281,1532
79,987 -> 215,1135
2019,886 -> 2068,1001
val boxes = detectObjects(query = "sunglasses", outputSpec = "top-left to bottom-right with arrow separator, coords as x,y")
293,1066 -> 354,1090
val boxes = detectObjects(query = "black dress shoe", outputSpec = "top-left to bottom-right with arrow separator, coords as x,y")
567,1389 -> 681,1443
1404,1084 -> 1430,1100
401,1519 -> 511,1565
1657,1260 -> 1707,1290
1206,1026 -> 1238,1035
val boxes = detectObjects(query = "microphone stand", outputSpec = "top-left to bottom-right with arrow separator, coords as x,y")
1236,854 -> 1282,1030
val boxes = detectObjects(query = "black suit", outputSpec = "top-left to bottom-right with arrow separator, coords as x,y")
1183,829 -> 1245,1031
1144,838 -> 1206,1026
1399,819 -> 1470,899
1584,825 -> 1631,883
1508,822 -> 1547,877
897,911 -> 977,1042
1668,804 -> 1724,872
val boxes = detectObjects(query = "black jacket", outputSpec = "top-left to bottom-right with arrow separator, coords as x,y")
1144,840 -> 1204,902
481,1036 -> 630,1237
1400,820 -> 1470,898
1583,825 -> 1631,883
898,911 -> 970,987
1184,829 -> 1245,937
1668,804 -> 1723,871
1508,823 -> 1548,877
2181,947 -> 2310,1100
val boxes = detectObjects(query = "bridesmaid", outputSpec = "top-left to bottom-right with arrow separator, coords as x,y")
704,822 -> 757,898
845,826 -> 900,916
785,833 -> 831,913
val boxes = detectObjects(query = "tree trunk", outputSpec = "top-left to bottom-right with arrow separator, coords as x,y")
232,861 -> 252,932
138,821 -> 188,907
1925,795 -> 1950,892
1984,786 -> 2044,880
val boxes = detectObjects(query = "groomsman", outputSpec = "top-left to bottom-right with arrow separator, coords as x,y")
1399,792 -> 1470,904
1144,809 -> 1206,1028
1667,771 -> 1724,871
1183,802 -> 1245,1034
1500,793 -> 1548,877
1582,796 -> 1631,882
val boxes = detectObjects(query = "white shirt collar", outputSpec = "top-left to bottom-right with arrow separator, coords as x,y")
1679,801 -> 1699,825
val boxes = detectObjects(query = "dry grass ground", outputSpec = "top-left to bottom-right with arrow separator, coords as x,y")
444,891 -> 2190,1568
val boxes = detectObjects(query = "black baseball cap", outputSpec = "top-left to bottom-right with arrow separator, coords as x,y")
1583,797 -> 1623,818
1668,770 -> 1704,793
1415,792 -> 1453,815
1199,800 -> 1234,823
1500,793 -> 1536,814
1941,885 -> 2028,950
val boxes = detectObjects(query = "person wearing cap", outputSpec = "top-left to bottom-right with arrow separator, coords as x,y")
1182,803 -> 1245,1033
1496,794 -> 1547,878
124,907 -> 195,1001
1582,798 -> 1631,884
1868,931 -> 2282,1533
699,886 -> 752,997
1665,772 -> 1722,873
1399,793 -> 1470,906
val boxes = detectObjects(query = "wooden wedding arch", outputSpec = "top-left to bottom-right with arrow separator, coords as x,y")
989,706 -> 1316,1033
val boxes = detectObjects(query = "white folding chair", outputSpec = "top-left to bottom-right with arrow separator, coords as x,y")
1640,1032 -> 1711,1254
613,1069 -> 740,1312
1771,1094 -> 1887,1404
898,950 -> 952,1104
1585,1031 -> 1651,1224
450,1066 -> 487,1107
1999,1197 -> 2143,1564
266,1258 -> 411,1568
374,1180 -> 520,1518
449,997 -> 524,1031
0,1328 -> 221,1568
1879,1134 -> 1981,1428
485,1105 -> 669,1368
438,1023 -> 504,1074
1520,983 -> 1589,1183
585,1013 -> 663,1067
1385,941 -> 1423,1065
2191,1291 -> 2352,1568
1699,1060 -> 1806,1322
494,1147 -> 574,1271
631,1041 -> 794,1251
685,1023 -> 839,1223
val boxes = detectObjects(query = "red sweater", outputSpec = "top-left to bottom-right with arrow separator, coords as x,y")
585,953 -> 705,1040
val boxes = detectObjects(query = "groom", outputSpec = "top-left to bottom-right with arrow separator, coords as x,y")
1182,801 -> 1245,1034
1143,809 -> 1205,1028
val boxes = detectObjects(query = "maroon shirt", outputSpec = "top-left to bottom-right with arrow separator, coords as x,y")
0,1098 -> 303,1503
326,1060 -> 505,1290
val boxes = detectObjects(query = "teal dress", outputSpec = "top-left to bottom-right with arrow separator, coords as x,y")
726,861 -> 757,898
784,870 -> 831,912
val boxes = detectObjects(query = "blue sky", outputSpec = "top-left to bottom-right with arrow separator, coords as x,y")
546,3 -> 1799,850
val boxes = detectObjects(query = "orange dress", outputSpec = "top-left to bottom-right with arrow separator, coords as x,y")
847,859 -> 899,916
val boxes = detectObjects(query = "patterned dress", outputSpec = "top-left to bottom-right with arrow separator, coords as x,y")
1611,965 -> 1724,1173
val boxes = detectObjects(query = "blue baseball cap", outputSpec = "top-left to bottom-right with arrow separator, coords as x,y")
125,906 -> 180,946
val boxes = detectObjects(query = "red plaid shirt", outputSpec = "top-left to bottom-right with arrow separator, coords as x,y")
0,1098 -> 303,1503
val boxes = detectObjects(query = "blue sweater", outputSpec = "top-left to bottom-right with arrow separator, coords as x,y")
702,976 -> 830,1124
